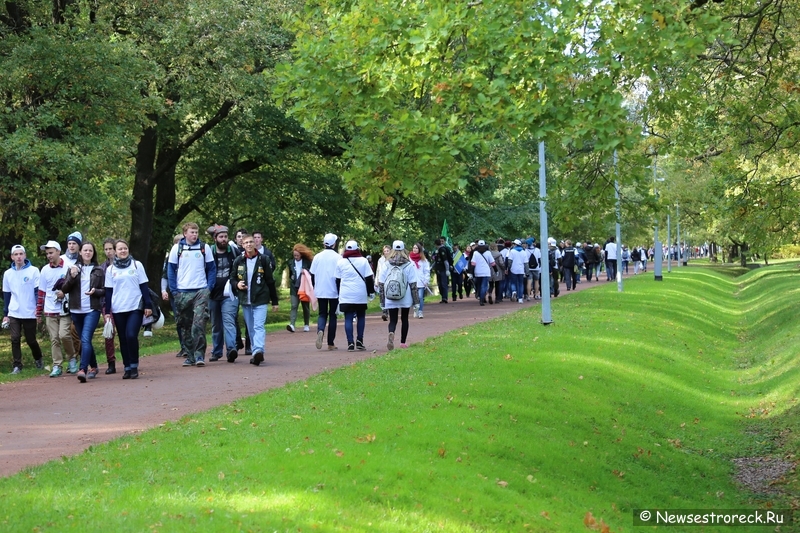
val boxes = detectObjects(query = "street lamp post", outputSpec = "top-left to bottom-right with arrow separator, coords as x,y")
539,141 -> 552,325
676,203 -> 681,268
667,210 -> 672,273
614,150 -> 623,292
652,160 -> 663,281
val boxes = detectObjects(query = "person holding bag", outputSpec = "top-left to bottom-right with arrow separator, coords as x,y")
335,240 -> 375,351
103,239 -> 152,380
62,242 -> 105,382
286,243 -> 313,333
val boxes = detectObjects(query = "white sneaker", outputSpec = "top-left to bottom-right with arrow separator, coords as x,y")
518,299 -> 523,303
143,330 -> 153,337
418,311 -> 423,319
303,325 -> 310,332
413,309 -> 418,318
11,366 -> 21,375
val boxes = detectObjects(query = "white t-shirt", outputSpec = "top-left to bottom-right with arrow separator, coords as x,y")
507,248 -> 528,275
604,242 -> 617,260
379,260 -> 418,309
310,249 -> 341,299
71,265 -> 94,314
3,264 -> 40,319
335,256 -> 372,304
105,261 -> 149,313
39,262 -> 68,315
529,248 -> 541,272
168,241 -> 214,290
470,250 -> 495,277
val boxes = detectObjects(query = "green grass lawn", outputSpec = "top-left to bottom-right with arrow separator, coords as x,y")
1,267 -> 798,531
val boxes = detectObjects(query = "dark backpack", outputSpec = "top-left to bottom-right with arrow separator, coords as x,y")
548,249 -> 559,272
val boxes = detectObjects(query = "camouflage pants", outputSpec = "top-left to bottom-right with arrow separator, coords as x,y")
174,289 -> 210,361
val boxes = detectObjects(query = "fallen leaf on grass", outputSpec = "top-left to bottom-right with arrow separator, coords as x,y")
497,480 -> 508,488
540,511 -> 550,520
504,354 -> 513,360
292,415 -> 302,420
356,434 -> 376,443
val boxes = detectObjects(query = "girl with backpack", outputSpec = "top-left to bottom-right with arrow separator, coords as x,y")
378,241 -> 420,350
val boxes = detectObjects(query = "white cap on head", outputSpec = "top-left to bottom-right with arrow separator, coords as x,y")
10,244 -> 25,254
547,237 -> 557,246
513,239 -> 521,246
345,240 -> 359,251
477,239 -> 486,246
40,240 -> 61,252
392,240 -> 405,251
323,233 -> 337,247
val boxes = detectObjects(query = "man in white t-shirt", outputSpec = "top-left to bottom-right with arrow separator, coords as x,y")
310,233 -> 340,350
604,237 -> 618,282
36,240 -> 76,377
168,222 -> 216,367
2,245 -> 44,374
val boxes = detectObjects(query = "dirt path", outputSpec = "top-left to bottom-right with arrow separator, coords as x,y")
0,277 -> 607,477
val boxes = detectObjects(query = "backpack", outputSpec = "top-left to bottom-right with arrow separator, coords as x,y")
384,264 -> 407,300
143,288 -> 162,325
548,249 -> 559,272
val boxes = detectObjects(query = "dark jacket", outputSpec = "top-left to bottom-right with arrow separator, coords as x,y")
561,247 -> 576,270
231,252 -> 279,307
62,263 -> 106,312
287,257 -> 312,295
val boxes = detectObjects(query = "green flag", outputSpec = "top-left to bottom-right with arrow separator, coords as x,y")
441,219 -> 452,249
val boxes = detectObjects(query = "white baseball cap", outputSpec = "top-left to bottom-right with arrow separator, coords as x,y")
323,233 -> 338,247
10,245 -> 25,254
345,240 -> 359,251
40,240 -> 61,252
477,240 -> 486,246
392,240 -> 405,251
547,237 -> 556,246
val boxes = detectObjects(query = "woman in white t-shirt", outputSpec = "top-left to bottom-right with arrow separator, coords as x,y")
104,239 -> 153,380
374,244 -> 391,321
408,242 -> 430,319
335,240 -> 374,352
378,241 -> 419,351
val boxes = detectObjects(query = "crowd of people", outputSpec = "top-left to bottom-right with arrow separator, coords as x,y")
3,223 -> 676,381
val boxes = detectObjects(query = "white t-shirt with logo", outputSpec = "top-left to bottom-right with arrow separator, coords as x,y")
39,262 -> 68,315
105,261 -> 149,313
168,241 -> 214,291
310,249 -> 341,299
3,265 -> 40,319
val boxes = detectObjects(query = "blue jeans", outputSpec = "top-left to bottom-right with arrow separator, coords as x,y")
344,310 -> 366,345
417,287 -> 426,313
241,304 -> 267,355
113,310 -> 143,370
509,273 -> 525,298
476,276 -> 489,304
316,298 -> 338,346
71,310 -> 100,371
209,298 -> 238,356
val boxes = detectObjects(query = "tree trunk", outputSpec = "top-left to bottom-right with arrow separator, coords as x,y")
129,125 -> 158,279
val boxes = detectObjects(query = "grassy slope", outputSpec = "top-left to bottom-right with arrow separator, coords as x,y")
0,267 -> 797,532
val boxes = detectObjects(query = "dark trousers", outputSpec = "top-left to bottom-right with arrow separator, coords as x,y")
316,298 -> 339,346
9,317 -> 43,368
114,310 -> 143,369
388,307 -> 410,343
436,270 -> 449,302
450,271 -> 463,300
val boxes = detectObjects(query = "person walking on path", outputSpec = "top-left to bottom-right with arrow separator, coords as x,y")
103,239 -> 152,380
336,240 -> 375,351
432,238 -> 453,303
2,245 -> 44,374
505,239 -> 528,303
37,240 -> 76,377
469,240 -> 495,306
167,222 -> 216,368
378,240 -> 419,350
231,233 -> 279,366
310,233 -> 341,350
375,244 -> 391,321
287,243 -> 313,333
207,225 -> 240,363
61,242 -> 105,382
100,238 -> 120,374
409,242 -> 430,318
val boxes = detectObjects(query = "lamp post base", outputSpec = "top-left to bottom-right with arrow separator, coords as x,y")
654,275 -> 663,281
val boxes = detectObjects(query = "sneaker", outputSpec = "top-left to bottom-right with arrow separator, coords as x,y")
105,362 -> 116,374
77,369 -> 87,383
381,311 -> 388,322
387,332 -> 395,351
286,324 -> 295,333
519,298 -> 523,303
67,358 -> 78,374
122,369 -> 131,379
11,366 -> 21,375
355,340 -> 365,351
400,343 -> 408,349
49,365 -> 62,378
303,325 -> 310,332
418,311 -> 423,319
250,351 -> 264,366
209,354 -> 221,362
316,330 -> 324,350
87,368 -> 98,379
143,330 -> 153,337
347,343 -> 355,352
413,309 -> 418,318
129,368 -> 139,379
34,359 -> 44,370
195,357 -> 205,367
511,291 -> 517,300
182,358 -> 196,367
327,345 -> 338,351
176,350 -> 186,358
226,349 -> 238,363
488,295 -> 493,305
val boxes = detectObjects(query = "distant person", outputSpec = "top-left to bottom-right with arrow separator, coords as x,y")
469,240 -> 495,306
310,233 -> 340,350
409,242 -> 430,318
335,240 -> 374,351
287,243 -> 313,333
36,240 -> 76,377
432,238 -> 453,303
378,241 -> 419,350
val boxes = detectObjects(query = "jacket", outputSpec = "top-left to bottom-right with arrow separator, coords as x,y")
62,263 -> 106,312
288,257 -> 312,295
231,252 -> 279,307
